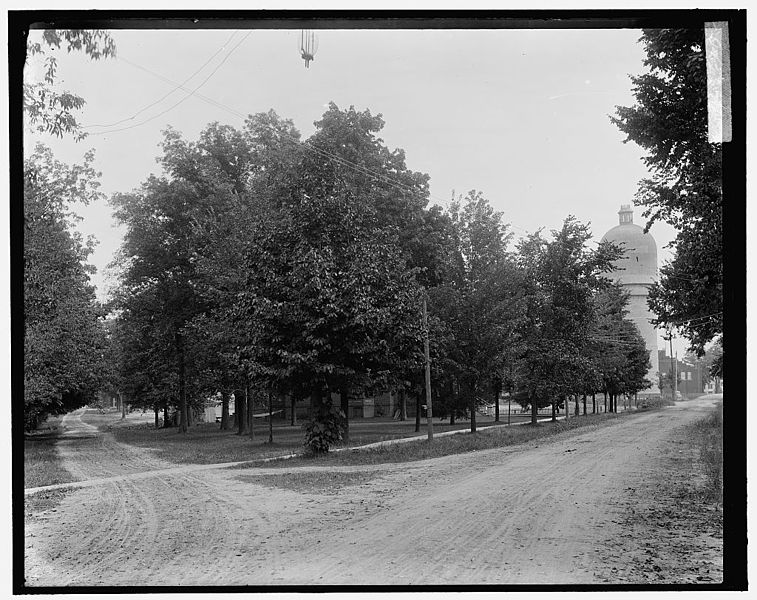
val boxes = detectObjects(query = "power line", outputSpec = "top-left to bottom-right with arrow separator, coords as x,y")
88,32 -> 252,136
85,48 -> 537,235
660,312 -> 723,328
83,31 -> 240,130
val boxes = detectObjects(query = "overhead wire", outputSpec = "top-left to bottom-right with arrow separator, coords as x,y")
87,31 -> 252,136
82,45 -> 534,228
82,31 -> 240,130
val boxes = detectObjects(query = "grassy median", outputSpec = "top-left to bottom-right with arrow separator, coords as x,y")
102,411 -> 534,465
248,410 -> 631,469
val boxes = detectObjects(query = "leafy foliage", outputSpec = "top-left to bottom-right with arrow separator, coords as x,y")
24,144 -> 107,429
512,217 -> 630,421
611,29 -> 722,355
110,174 -> 207,432
24,29 -> 116,140
104,104 -> 664,450
303,404 -> 347,454
429,190 -> 519,428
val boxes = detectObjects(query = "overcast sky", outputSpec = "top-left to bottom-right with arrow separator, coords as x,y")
24,25 -> 685,352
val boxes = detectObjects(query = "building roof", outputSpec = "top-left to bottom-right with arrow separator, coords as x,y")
601,205 -> 658,283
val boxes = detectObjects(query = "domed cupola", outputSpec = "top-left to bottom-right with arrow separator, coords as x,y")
601,204 -> 658,286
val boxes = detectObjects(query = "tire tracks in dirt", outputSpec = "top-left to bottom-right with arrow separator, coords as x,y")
25,398 -> 721,586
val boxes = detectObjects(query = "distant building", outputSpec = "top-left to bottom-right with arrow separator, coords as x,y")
658,350 -> 706,397
601,204 -> 660,396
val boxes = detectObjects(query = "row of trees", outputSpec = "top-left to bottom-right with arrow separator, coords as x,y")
22,29 -> 116,430
20,28 -> 658,439
23,145 -> 108,429
105,103 -> 651,449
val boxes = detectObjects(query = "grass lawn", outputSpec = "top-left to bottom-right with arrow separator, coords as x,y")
684,401 -> 723,503
101,410 -> 537,466
246,411 -> 632,469
24,415 -> 76,489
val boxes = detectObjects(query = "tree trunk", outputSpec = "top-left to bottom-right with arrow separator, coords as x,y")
268,390 -> 274,444
246,379 -> 254,439
291,395 -> 297,426
470,385 -> 477,433
530,391 -> 538,425
399,388 -> 407,421
120,393 -> 125,420
603,391 -> 607,413
592,393 -> 596,414
582,394 -> 587,416
551,397 -> 556,422
415,393 -> 421,432
176,332 -> 188,433
154,405 -> 159,429
450,378 -> 457,425
163,403 -> 170,428
340,382 -> 350,442
220,391 -> 231,430
237,387 -> 248,435
494,382 -> 501,423
575,394 -> 580,416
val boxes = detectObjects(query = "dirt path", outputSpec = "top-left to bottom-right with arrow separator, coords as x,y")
24,396 -> 722,586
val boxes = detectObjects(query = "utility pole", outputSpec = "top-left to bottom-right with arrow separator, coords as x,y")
668,332 -> 677,401
422,295 -> 434,441
674,351 -> 679,401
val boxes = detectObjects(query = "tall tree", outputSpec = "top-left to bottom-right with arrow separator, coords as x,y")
24,144 -> 107,429
430,190 -> 518,432
611,28 -> 722,355
514,217 -> 624,424
111,176 -> 205,433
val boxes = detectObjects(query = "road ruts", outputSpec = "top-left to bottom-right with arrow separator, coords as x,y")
24,396 -> 721,586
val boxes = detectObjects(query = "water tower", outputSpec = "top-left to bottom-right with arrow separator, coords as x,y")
601,204 -> 660,396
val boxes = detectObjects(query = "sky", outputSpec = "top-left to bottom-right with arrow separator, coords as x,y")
24,24 -> 687,352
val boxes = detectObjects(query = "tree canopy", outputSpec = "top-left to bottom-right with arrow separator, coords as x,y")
611,28 -> 722,355
102,104 -> 659,447
24,29 -> 116,140
24,144 -> 107,429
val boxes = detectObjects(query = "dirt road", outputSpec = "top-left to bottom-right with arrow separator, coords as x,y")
24,396 -> 722,586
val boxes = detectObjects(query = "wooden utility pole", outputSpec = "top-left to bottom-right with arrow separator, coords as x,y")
674,351 -> 679,400
668,332 -> 677,401
423,296 -> 434,441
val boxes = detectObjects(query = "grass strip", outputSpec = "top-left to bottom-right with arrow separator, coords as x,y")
24,419 -> 76,489
252,411 -> 631,469
684,402 -> 723,503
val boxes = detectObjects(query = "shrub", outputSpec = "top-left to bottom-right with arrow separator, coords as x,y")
303,404 -> 346,454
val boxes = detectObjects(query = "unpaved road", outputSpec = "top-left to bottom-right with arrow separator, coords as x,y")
24,396 -> 722,586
